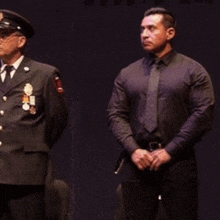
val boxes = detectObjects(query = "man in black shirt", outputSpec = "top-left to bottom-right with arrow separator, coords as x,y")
107,7 -> 214,220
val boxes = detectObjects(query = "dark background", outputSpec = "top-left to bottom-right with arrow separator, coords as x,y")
1,0 -> 220,219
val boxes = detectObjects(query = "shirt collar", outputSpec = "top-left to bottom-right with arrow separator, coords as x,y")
145,53 -> 156,66
0,55 -> 25,73
145,50 -> 176,66
159,50 -> 176,66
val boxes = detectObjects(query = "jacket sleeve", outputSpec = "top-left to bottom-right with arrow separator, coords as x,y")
107,71 -> 139,154
44,68 -> 68,147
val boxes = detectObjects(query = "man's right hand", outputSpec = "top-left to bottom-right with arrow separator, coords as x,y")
131,148 -> 153,170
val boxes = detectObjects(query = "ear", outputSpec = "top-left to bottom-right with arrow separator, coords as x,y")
166,27 -> 175,41
17,36 -> 27,49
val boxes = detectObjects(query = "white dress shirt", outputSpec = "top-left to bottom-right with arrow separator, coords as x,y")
0,55 -> 24,82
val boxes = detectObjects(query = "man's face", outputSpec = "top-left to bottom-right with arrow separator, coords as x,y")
0,30 -> 24,59
140,14 -> 170,54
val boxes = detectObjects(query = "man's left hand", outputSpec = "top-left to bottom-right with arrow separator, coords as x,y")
149,149 -> 171,171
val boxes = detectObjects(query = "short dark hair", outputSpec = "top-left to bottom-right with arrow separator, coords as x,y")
144,7 -> 177,32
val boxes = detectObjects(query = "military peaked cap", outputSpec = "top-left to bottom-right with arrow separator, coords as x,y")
0,9 -> 34,38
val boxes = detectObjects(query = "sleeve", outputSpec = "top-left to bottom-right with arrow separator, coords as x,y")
44,68 -> 69,147
107,71 -> 139,154
165,66 -> 215,157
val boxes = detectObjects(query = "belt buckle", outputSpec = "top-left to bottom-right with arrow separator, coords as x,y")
149,142 -> 162,152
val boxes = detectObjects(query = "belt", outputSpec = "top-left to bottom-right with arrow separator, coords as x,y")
148,142 -> 162,152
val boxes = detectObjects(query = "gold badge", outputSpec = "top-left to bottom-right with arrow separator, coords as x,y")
24,83 -> 33,96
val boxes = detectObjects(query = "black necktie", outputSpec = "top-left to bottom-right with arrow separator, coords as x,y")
144,62 -> 160,133
3,65 -> 13,85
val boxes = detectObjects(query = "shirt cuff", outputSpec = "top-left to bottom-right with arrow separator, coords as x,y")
164,141 -> 181,158
123,136 -> 140,155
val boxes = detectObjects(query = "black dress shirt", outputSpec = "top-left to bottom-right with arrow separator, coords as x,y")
107,51 -> 215,158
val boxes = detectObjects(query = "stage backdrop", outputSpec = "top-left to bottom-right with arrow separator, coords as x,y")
1,1 -> 220,219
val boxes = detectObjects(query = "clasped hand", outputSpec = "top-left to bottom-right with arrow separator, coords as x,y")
131,148 -> 171,171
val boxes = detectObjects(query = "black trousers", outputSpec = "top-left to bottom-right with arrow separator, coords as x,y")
0,185 -> 45,220
115,159 -> 198,220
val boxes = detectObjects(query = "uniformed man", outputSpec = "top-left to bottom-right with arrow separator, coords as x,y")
0,10 -> 68,219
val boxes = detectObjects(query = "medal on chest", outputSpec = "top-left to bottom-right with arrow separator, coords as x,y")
22,83 -> 37,114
